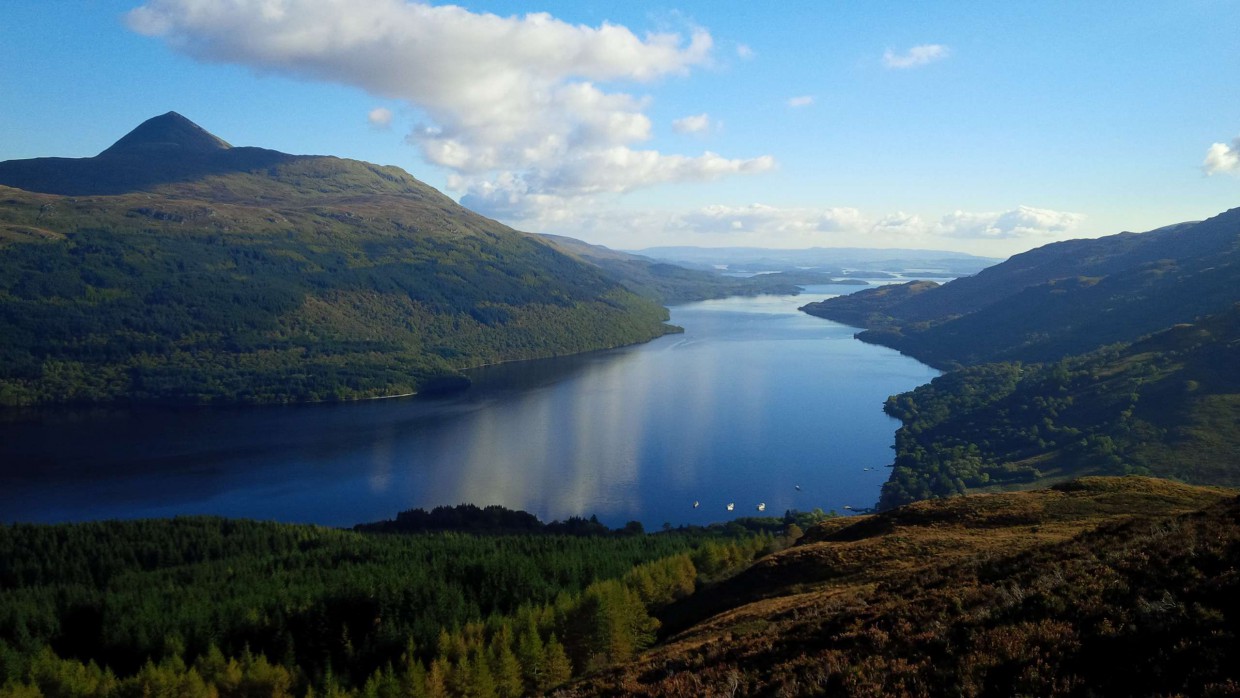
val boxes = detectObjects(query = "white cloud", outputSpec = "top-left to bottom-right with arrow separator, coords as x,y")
882,44 -> 950,69
787,95 -> 814,108
680,204 -> 866,236
128,0 -> 772,199
736,43 -> 755,60
672,113 -> 711,134
938,205 -> 1083,239
458,149 -> 774,207
367,107 -> 393,129
461,195 -> 1083,251
1203,136 -> 1240,175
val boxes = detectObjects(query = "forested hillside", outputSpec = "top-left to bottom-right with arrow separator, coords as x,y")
0,508 -> 796,696
876,304 -> 1240,508
0,113 -> 675,406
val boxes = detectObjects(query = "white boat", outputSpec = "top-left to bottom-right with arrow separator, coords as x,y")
756,503 -> 766,512
726,502 -> 735,511
693,501 -> 700,509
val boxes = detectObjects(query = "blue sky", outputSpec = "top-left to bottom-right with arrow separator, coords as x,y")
3,1 -> 1239,256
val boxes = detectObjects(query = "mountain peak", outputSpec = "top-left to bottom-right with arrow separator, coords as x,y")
99,112 -> 232,157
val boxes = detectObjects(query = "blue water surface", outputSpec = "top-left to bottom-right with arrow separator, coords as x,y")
0,284 -> 938,528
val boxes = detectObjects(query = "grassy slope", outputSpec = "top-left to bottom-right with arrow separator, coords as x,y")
0,156 -> 675,405
568,477 -> 1240,697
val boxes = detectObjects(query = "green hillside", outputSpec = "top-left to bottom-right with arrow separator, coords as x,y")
878,305 -> 1240,508
0,114 -> 676,406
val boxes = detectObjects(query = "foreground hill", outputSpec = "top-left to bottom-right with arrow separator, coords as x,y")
801,208 -> 1240,367
0,113 -> 676,406
570,477 -> 1240,697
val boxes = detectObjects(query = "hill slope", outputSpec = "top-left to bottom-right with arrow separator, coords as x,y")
801,209 -> 1240,367
877,303 -> 1240,508
0,113 -> 675,405
570,477 -> 1240,697
538,235 -> 850,304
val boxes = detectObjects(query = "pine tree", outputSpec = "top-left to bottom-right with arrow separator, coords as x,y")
515,622 -> 545,693
426,658 -> 450,698
467,648 -> 497,698
541,634 -> 572,691
489,639 -> 523,698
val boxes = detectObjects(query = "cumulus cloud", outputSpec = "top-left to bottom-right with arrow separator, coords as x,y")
367,107 -> 393,129
128,0 -> 772,204
938,206 -> 1083,239
459,149 -> 774,214
680,204 -> 865,236
736,43 -> 755,60
882,44 -> 950,69
672,113 -> 712,134
787,95 -> 814,108
1203,136 -> 1240,175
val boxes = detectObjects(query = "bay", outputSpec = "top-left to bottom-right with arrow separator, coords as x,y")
0,284 -> 939,528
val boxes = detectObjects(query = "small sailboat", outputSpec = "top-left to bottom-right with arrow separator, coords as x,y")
756,502 -> 766,512
726,502 -> 735,512
693,500 -> 700,509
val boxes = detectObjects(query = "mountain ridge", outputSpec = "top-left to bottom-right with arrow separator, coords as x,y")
801,206 -> 1240,367
0,114 -> 678,406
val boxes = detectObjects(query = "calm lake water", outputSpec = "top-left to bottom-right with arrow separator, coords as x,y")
0,284 -> 938,528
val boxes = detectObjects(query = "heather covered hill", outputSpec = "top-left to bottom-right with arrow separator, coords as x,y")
801,208 -> 1240,368
0,114 -> 677,405
568,477 -> 1240,697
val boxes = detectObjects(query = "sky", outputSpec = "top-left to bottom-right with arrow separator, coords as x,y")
3,1 -> 1240,258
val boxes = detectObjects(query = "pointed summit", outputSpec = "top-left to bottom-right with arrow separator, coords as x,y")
99,112 -> 232,157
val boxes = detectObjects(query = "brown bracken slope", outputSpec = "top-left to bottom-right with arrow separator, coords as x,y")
565,476 -> 1240,697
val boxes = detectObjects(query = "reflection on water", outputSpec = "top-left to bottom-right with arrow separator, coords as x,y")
0,285 -> 939,528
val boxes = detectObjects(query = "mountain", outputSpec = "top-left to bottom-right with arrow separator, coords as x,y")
0,111 -> 297,196
0,113 -> 676,406
573,477 -> 1240,696
800,209 -> 1240,368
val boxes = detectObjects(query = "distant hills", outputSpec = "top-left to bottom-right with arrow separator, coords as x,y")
539,234 -> 816,304
0,113 -> 683,405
